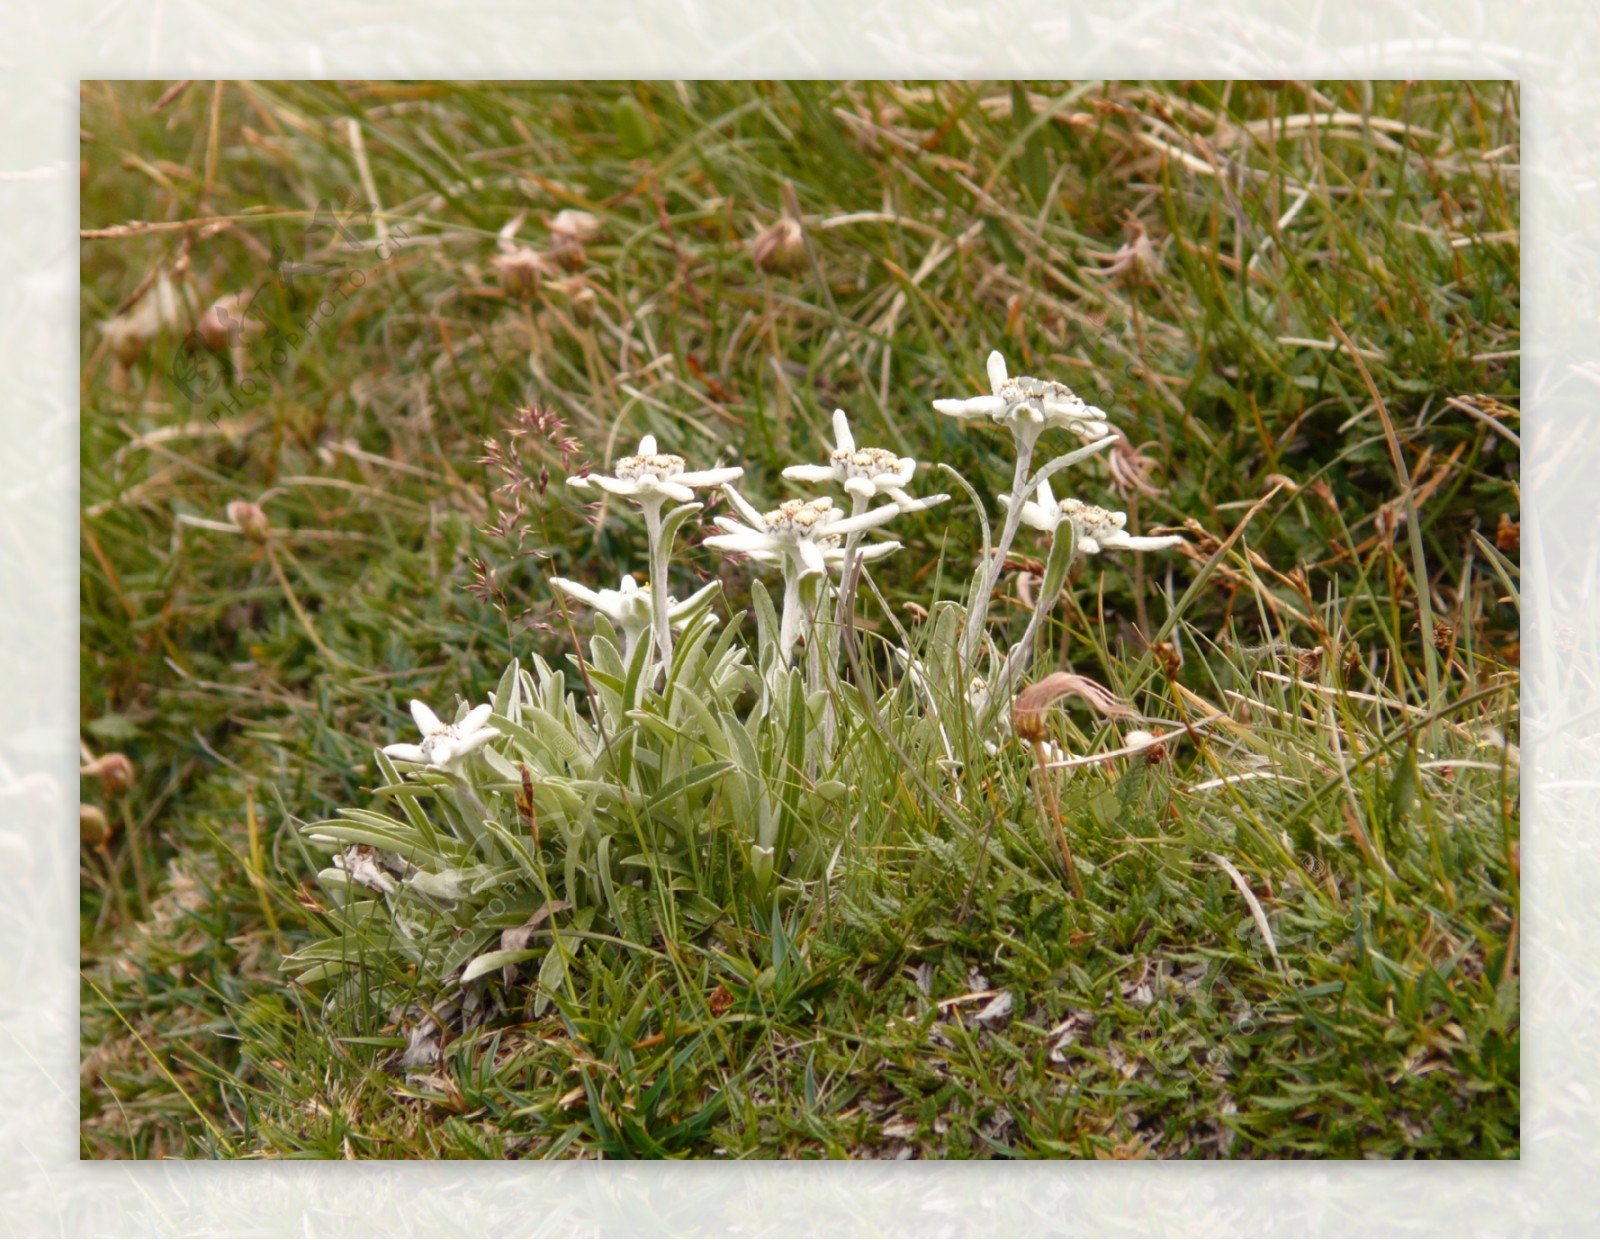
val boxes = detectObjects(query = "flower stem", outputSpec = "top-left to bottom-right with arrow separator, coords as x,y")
642,499 -> 673,670
833,493 -> 869,638
1031,737 -> 1085,900
961,422 -> 1040,669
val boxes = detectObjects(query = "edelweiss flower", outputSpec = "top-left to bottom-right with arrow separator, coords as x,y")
1002,476 -> 1184,554
739,536 -> 903,575
567,434 -> 742,505
383,700 -> 500,774
549,573 -> 719,649
782,408 -> 943,510
705,492 -> 905,577
934,350 -> 1111,441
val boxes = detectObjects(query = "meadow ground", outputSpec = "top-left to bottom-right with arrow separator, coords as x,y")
80,80 -> 1519,1159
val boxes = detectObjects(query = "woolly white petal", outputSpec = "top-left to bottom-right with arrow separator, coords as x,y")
827,503 -> 903,539
1107,533 -> 1185,552
783,465 -> 838,484
852,540 -> 902,562
705,532 -> 780,554
656,481 -> 696,504
986,350 -> 1009,393
591,476 -> 644,498
461,703 -> 494,732
721,484 -> 768,527
677,466 -> 744,488
549,577 -> 608,610
383,743 -> 427,764
933,395 -> 1007,418
453,727 -> 498,756
843,476 -> 876,501
410,700 -> 443,736
888,488 -> 947,513
1019,503 -> 1062,533
832,407 -> 854,453
637,434 -> 658,456
797,538 -> 827,577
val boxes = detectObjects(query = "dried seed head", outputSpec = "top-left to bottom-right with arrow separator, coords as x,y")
1152,640 -> 1182,681
1124,729 -> 1168,764
1495,513 -> 1520,552
1432,620 -> 1455,653
102,316 -> 151,367
1014,672 -> 1136,742
547,231 -> 586,271
197,292 -> 264,353
227,500 -> 271,542
81,752 -> 136,798
751,216 -> 806,275
549,209 -> 603,244
493,246 -> 549,298
80,803 -> 113,850
1107,432 -> 1163,499
546,274 -> 597,319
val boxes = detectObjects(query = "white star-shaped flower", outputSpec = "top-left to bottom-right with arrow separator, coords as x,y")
933,350 -> 1111,440
567,434 -> 742,505
549,572 -> 719,649
704,491 -> 906,578
782,408 -> 944,511
1001,476 -> 1184,554
383,700 -> 500,774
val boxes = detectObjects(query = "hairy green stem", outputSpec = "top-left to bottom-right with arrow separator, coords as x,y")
641,498 -> 673,670
960,422 -> 1041,670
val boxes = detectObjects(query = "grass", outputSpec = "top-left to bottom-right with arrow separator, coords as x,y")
79,79 -> 1519,1160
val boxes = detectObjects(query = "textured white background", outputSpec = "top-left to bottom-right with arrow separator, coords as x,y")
8,0 -> 1585,1232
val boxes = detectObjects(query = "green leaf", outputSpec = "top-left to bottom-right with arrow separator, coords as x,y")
612,94 -> 655,157
1012,82 -> 1049,205
657,501 -> 704,553
492,658 -> 522,721
462,948 -> 543,983
750,578 -> 781,671
645,760 -> 734,816
86,712 -> 141,742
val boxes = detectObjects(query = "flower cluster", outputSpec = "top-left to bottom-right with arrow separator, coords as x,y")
568,434 -> 742,506
548,572 -> 719,652
934,350 -> 1110,442
383,700 -> 499,775
782,408 -> 923,508
1003,476 -> 1184,555
377,346 -> 1184,771
307,343 -> 1198,1031
706,494 -> 904,577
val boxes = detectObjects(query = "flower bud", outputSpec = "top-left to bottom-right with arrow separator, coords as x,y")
80,803 -> 114,849
492,246 -> 549,298
227,500 -> 271,542
548,209 -> 602,244
751,216 -> 806,275
197,292 -> 263,353
547,232 -> 586,270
